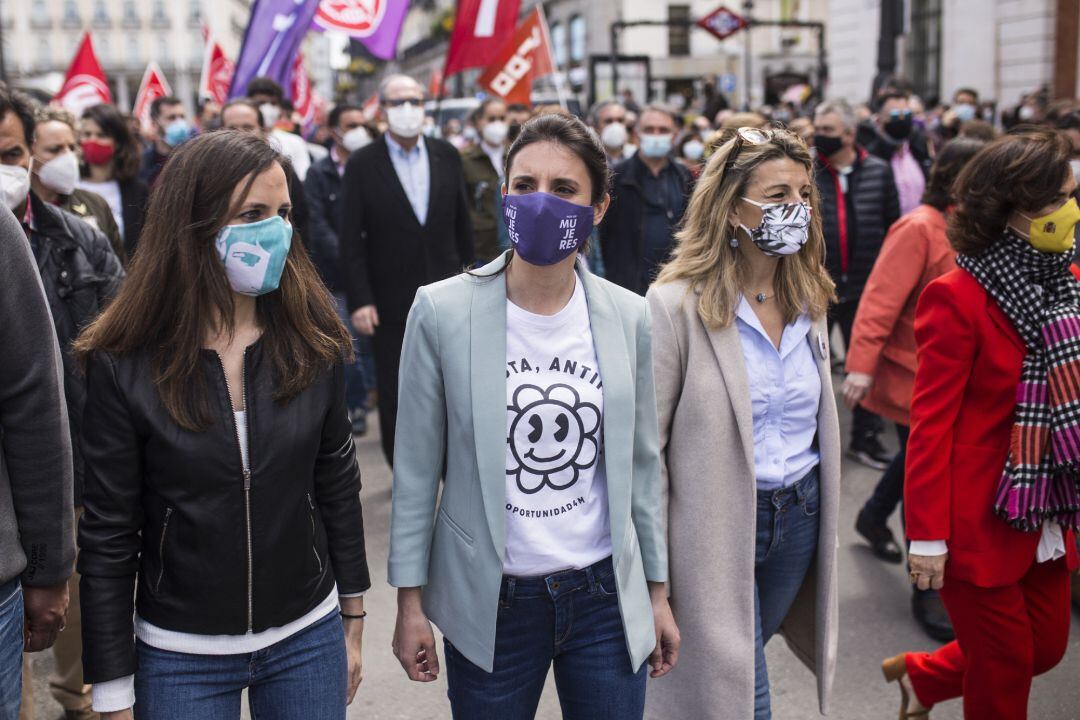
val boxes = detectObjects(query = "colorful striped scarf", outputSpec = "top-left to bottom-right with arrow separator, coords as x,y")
957,230 -> 1080,532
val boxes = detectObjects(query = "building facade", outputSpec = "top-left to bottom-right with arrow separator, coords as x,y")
826,0 -> 1080,108
1,0 -> 338,112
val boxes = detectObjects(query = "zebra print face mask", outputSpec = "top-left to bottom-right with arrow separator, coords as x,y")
738,198 -> 812,257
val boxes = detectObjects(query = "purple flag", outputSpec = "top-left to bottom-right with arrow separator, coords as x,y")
310,0 -> 410,61
228,0 -> 320,100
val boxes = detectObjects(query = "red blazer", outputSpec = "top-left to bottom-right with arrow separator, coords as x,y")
905,268 -> 1080,587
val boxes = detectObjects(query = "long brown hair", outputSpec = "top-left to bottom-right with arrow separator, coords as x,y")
655,127 -> 835,328
75,130 -> 350,431
948,127 -> 1071,255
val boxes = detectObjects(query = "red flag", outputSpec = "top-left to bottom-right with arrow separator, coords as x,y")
428,67 -> 444,99
361,92 -> 380,121
132,62 -> 172,133
54,32 -> 112,115
290,53 -> 315,134
444,0 -> 522,77
476,8 -> 554,105
199,30 -> 235,105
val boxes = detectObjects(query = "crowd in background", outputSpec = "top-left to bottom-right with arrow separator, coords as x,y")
3,67 -> 1080,720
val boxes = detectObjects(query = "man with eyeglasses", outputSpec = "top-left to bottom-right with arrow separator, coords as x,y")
864,91 -> 932,215
339,74 -> 475,466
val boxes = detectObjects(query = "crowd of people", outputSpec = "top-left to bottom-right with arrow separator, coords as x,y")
1,67 -> 1079,720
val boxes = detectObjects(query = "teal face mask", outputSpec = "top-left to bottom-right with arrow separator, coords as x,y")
215,215 -> 293,296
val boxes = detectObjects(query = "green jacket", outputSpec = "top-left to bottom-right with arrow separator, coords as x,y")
460,145 -> 504,264
388,251 -> 666,673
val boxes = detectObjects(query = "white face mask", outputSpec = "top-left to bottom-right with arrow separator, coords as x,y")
386,103 -> 425,139
0,164 -> 31,210
682,139 -> 705,161
600,121 -> 628,149
259,103 -> 281,127
35,152 -> 79,196
1070,159 -> 1080,184
482,120 -> 508,147
341,126 -> 371,153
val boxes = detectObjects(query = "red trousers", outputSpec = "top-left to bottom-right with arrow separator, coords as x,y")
905,558 -> 1071,719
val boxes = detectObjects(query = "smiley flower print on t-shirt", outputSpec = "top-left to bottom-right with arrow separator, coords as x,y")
507,383 -> 601,494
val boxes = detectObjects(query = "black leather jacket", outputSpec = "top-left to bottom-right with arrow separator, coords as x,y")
77,343 -> 370,684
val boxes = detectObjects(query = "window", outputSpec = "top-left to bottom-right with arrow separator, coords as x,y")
152,0 -> 170,27
93,0 -> 110,27
668,5 -> 690,57
906,0 -> 942,102
189,0 -> 203,26
551,22 -> 567,68
127,33 -> 141,63
569,15 -> 586,64
190,31 -> 204,64
63,0 -> 79,24
31,0 -> 49,27
36,37 -> 51,70
96,33 -> 110,65
123,0 -> 139,27
157,33 -> 171,65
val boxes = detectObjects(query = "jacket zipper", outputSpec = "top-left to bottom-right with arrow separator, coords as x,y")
306,493 -> 323,574
216,349 -> 254,632
155,507 -> 173,593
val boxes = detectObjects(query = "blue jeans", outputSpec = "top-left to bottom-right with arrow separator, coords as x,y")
444,556 -> 646,720
334,293 -> 374,413
862,424 -> 910,526
0,578 -> 22,720
754,467 -> 820,720
133,610 -> 346,720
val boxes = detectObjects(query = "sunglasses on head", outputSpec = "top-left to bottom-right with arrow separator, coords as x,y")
721,127 -> 774,181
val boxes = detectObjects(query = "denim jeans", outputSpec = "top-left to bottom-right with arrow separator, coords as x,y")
444,556 -> 646,720
333,293 -> 374,413
0,578 -> 22,720
862,424 -> 910,526
754,467 -> 820,720
133,610 -> 346,720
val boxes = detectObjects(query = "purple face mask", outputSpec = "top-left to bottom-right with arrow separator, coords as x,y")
502,192 -> 595,266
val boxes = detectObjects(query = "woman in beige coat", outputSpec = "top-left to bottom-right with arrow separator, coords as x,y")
645,127 -> 840,719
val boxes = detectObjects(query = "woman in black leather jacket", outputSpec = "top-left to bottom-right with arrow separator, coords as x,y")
74,130 -> 370,720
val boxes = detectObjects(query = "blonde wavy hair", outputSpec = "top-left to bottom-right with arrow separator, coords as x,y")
655,126 -> 835,328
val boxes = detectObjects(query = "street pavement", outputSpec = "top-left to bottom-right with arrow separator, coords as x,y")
27,377 -> 1080,719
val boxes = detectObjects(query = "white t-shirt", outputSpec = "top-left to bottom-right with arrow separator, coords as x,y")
76,178 -> 124,237
503,276 -> 612,576
270,128 -> 312,181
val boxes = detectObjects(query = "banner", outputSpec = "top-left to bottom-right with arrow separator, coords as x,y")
312,0 -> 409,60
229,0 -> 320,100
476,8 -> 554,105
199,30 -> 235,104
133,62 -> 173,132
444,0 -> 522,77
54,32 -> 112,115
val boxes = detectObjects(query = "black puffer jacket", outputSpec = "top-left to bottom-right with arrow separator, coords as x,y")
814,151 -> 900,302
28,192 -> 124,505
77,344 -> 370,684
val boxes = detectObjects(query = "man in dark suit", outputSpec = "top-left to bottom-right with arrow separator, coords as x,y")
340,75 -> 474,465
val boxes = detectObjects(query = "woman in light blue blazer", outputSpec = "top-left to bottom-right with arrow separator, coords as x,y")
388,114 -> 679,720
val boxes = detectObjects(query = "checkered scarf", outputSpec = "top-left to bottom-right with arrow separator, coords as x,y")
957,230 -> 1080,532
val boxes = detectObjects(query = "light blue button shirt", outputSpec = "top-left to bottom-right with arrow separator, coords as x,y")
385,133 -> 430,225
734,296 -> 821,490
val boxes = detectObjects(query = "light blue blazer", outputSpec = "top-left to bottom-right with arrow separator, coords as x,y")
388,251 -> 667,673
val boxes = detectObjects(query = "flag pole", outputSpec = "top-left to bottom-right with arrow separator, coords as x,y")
537,8 -> 568,110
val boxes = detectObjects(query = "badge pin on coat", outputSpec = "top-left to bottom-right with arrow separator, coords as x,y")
817,332 -> 828,361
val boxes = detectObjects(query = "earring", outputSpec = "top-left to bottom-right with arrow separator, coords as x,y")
729,231 -> 739,248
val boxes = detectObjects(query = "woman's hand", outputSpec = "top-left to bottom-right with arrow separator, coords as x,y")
102,710 -> 133,720
841,372 -> 873,410
392,587 -> 439,682
909,553 -> 948,591
647,582 -> 680,679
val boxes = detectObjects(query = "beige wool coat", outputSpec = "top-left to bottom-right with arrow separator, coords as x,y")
644,279 -> 840,719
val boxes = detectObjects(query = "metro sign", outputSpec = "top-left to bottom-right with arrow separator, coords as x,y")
697,5 -> 749,41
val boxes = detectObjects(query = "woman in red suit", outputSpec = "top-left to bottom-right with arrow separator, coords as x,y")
881,128 -> 1080,719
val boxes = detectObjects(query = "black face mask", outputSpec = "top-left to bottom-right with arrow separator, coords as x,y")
884,116 -> 913,141
813,134 -> 844,158
507,122 -> 522,143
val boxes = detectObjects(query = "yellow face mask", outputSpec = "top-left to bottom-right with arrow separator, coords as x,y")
1020,197 -> 1080,253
